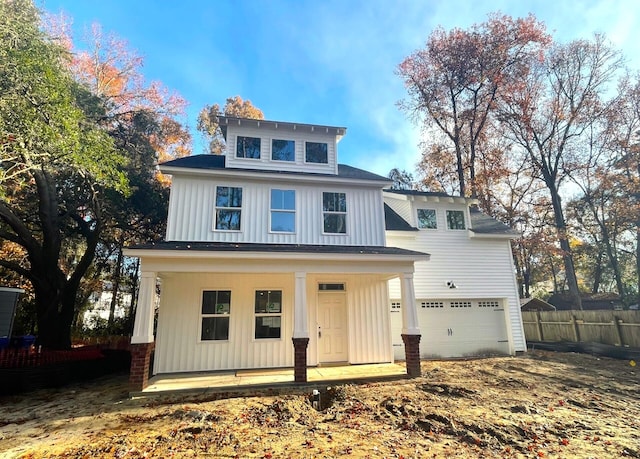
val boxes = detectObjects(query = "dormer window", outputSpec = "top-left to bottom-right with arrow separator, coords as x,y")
446,210 -> 466,230
417,209 -> 437,229
305,142 -> 328,164
271,139 -> 295,161
236,136 -> 261,159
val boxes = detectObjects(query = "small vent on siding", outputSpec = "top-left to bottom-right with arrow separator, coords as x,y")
450,301 -> 472,308
319,283 -> 345,291
421,301 -> 444,308
478,300 -> 500,308
390,301 -> 401,311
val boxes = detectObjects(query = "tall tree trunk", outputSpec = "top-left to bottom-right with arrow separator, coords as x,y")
549,184 -> 582,310
108,243 -> 124,327
592,250 -> 603,293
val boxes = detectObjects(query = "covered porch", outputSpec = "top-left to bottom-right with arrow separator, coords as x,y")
134,362 -> 408,396
125,242 -> 429,391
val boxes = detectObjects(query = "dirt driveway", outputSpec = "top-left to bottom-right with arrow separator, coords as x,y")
1,350 -> 639,458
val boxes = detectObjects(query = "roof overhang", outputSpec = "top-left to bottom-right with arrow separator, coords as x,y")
159,165 -> 390,188
217,116 -> 347,142
383,191 -> 476,205
124,243 -> 429,275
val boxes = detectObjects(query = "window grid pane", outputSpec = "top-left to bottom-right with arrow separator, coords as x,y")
272,139 -> 295,161
215,187 -> 242,231
305,142 -> 328,163
417,209 -> 437,229
201,290 -> 231,341
446,210 -> 466,230
270,189 -> 296,232
322,192 -> 347,234
254,290 -> 282,339
236,136 -> 261,159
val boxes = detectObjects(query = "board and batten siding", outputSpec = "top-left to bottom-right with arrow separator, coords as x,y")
153,273 -> 294,374
153,272 -> 394,374
224,125 -> 338,175
385,202 -> 525,353
165,176 -> 386,246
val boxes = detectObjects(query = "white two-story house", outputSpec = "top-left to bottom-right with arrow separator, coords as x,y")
383,190 -> 526,359
125,117 -> 428,390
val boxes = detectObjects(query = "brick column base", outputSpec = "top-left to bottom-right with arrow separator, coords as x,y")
292,337 -> 310,383
401,334 -> 421,378
129,342 -> 154,391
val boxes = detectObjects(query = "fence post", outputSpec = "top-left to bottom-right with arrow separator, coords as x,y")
535,311 -> 544,341
612,315 -> 624,347
571,314 -> 580,343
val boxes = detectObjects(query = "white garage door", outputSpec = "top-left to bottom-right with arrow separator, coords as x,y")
391,299 -> 510,360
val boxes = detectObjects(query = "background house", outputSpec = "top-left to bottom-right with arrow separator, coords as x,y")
547,292 -> 623,310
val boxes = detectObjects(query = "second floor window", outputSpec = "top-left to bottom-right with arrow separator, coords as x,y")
270,189 -> 295,233
215,186 -> 242,231
322,192 -> 346,234
236,136 -> 261,159
305,142 -> 328,163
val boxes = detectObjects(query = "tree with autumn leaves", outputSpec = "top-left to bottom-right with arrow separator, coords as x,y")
0,0 -> 190,347
399,14 -> 639,308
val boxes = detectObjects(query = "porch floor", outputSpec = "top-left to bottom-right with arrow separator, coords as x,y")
137,363 -> 408,396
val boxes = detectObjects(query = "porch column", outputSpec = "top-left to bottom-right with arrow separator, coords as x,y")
400,272 -> 422,377
292,271 -> 309,383
130,271 -> 157,391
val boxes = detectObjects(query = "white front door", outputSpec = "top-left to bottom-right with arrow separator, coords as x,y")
317,292 -> 348,363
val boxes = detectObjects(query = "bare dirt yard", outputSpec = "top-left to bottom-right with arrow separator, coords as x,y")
1,350 -> 639,458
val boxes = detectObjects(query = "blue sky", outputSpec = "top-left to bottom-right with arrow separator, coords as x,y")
41,0 -> 640,176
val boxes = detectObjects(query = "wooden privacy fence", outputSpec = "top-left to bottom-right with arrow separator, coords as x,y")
522,310 -> 640,348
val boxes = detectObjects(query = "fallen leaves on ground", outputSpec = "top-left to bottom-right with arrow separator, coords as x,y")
1,350 -> 639,458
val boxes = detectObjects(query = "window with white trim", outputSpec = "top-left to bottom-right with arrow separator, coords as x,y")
322,192 -> 347,234
422,301 -> 444,308
305,142 -> 328,163
236,136 -> 261,159
417,209 -> 437,229
446,210 -> 466,230
215,186 -> 242,231
254,290 -> 282,339
270,189 -> 295,233
201,290 -> 231,341
272,139 -> 295,161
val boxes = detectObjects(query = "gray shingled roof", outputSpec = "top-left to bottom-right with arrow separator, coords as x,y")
128,241 -> 427,257
468,207 -> 519,235
384,204 -> 418,231
383,189 -> 453,198
160,154 -> 390,182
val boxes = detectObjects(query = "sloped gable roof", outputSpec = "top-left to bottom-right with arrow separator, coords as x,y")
468,207 -> 519,236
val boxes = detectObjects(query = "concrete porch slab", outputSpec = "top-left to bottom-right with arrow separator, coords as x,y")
135,363 -> 408,397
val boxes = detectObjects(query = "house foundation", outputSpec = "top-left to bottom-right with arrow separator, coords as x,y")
402,334 -> 421,377
292,337 -> 309,382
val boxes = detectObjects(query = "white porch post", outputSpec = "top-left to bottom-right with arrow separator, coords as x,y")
400,272 -> 420,335
292,271 -> 310,382
400,272 -> 422,377
293,272 -> 309,338
131,271 -> 157,344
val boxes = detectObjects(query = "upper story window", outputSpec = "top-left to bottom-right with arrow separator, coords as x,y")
305,142 -> 328,164
254,290 -> 282,339
271,139 -> 295,162
236,136 -> 261,159
446,210 -> 466,230
417,209 -> 437,229
201,290 -> 231,341
270,189 -> 295,233
215,186 -> 242,231
322,192 -> 346,234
